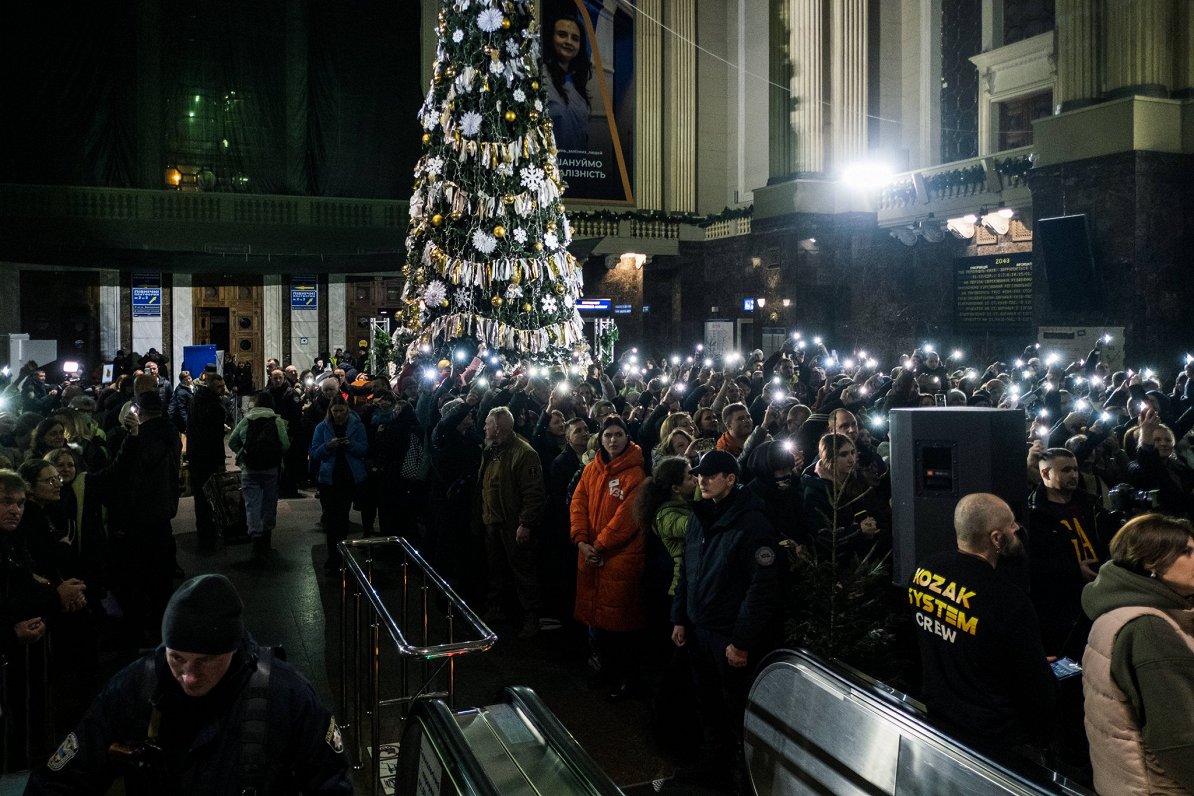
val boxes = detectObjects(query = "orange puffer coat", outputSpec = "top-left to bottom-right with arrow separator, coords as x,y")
570,443 -> 648,632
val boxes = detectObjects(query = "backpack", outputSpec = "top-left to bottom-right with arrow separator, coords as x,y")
243,417 -> 283,470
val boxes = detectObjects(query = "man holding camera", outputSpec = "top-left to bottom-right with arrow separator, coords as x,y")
27,574 -> 351,794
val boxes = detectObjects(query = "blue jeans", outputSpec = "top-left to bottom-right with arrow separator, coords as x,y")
240,468 -> 279,538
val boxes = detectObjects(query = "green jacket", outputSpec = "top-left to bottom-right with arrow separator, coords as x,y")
653,498 -> 692,596
1082,560 -> 1194,791
228,408 -> 291,470
477,433 -> 545,531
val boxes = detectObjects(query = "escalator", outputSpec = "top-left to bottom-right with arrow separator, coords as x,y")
744,649 -> 1094,796
396,686 -> 624,796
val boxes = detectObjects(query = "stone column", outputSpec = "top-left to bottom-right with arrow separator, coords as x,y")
635,0 -> 664,208
830,0 -> 867,168
327,274 -> 347,355
768,0 -> 797,180
1103,0 -> 1175,100
1176,0 -> 1194,97
664,0 -> 696,213
789,0 -> 824,173
170,273 -> 192,382
263,274 -> 283,367
1055,0 -> 1101,111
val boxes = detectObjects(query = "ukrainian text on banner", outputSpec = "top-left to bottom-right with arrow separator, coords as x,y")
541,0 -> 634,204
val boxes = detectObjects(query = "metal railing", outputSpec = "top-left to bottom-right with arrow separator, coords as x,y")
336,536 -> 497,796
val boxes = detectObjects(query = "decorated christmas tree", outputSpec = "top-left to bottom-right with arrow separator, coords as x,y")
398,0 -> 585,364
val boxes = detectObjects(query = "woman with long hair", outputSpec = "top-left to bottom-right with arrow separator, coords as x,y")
310,395 -> 368,572
654,428 -> 694,471
26,418 -> 66,462
690,407 -> 720,455
571,415 -> 648,700
541,12 -> 592,150
801,433 -> 890,558
42,448 -> 108,599
634,456 -> 697,603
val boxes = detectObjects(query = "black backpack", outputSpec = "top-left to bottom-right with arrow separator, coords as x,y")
243,416 -> 283,470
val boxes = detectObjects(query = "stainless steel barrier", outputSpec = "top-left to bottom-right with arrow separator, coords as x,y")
337,536 -> 497,796
745,649 -> 1093,796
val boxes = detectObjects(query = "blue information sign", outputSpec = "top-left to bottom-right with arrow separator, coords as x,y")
614,304 -> 632,315
742,298 -> 755,312
132,287 -> 161,318
576,298 -> 612,312
291,275 -> 318,310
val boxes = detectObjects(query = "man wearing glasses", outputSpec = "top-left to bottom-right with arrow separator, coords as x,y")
909,492 -> 1057,758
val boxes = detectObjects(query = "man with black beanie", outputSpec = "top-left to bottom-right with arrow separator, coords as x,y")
27,574 -> 352,794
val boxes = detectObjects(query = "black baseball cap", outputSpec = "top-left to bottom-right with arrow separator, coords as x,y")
690,449 -> 740,478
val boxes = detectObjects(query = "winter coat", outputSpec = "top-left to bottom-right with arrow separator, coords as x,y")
186,386 -> 229,472
309,414 -> 368,486
801,471 -> 890,558
671,486 -> 782,653
1082,561 -> 1194,794
653,498 -> 691,596
228,407 -> 291,471
167,383 -> 193,434
570,443 -> 648,631
475,433 -> 545,531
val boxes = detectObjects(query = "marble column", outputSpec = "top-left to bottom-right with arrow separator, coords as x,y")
664,0 -> 696,213
263,274 -> 283,369
1103,0 -> 1175,100
170,273 -> 191,380
98,271 -> 121,360
830,0 -> 868,168
1055,0 -> 1101,110
635,0 -> 664,209
789,0 -> 824,173
327,275 -> 347,355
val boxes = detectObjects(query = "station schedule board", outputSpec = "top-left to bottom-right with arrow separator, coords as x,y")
954,254 -> 1033,332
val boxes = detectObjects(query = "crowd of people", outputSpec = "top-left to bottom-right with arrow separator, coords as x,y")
2,331 -> 1194,792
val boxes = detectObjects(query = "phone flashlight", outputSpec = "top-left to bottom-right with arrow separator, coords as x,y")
813,336 -> 823,346
476,377 -> 489,389
703,358 -> 713,367
1102,334 -> 1112,343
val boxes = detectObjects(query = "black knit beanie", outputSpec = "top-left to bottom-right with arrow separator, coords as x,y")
162,574 -> 245,654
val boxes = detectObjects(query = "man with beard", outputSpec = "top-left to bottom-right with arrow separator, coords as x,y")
908,493 -> 1057,755
742,439 -> 808,545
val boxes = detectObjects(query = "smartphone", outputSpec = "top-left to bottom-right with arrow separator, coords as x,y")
933,393 -> 946,407
1050,657 -> 1083,681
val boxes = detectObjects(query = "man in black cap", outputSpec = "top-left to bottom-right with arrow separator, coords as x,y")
27,574 -> 352,794
669,449 -> 783,793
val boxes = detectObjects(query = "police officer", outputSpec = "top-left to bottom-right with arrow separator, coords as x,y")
27,574 -> 352,794
670,449 -> 782,794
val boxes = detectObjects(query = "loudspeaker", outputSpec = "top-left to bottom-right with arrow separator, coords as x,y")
1037,214 -> 1101,311
890,408 -> 1027,585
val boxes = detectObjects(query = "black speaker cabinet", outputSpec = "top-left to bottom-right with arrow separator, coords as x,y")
890,408 -> 1027,584
1037,214 -> 1102,311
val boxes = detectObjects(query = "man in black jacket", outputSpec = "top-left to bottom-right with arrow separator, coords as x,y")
671,449 -> 782,792
27,574 -> 351,794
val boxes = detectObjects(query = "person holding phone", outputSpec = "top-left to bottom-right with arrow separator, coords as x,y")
309,396 -> 367,573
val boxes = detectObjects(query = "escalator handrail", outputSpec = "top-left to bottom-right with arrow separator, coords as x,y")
503,686 -> 625,796
340,536 -> 498,659
752,648 -> 1093,796
404,697 -> 503,796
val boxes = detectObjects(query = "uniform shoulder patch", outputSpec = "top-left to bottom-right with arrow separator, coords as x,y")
47,732 -> 79,771
755,546 -> 776,567
326,716 -> 344,754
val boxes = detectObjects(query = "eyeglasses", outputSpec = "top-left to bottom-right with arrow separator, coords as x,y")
37,476 -> 63,486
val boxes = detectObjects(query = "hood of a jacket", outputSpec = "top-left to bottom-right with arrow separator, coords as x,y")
1082,560 -> 1193,622
694,484 -> 767,532
594,441 -> 645,479
243,407 -> 278,420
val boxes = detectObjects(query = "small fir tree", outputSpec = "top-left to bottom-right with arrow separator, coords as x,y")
398,0 -> 585,364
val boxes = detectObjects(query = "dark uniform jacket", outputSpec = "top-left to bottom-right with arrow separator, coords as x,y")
26,638 -> 352,795
671,486 -> 782,653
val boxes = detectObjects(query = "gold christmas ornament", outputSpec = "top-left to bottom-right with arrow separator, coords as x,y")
534,242 -> 544,251
422,133 -> 431,144
431,213 -> 443,226
530,80 -> 540,90
450,210 -> 463,220
491,295 -> 504,308
510,269 -> 521,285
445,67 -> 456,79
493,224 -> 506,238
522,303 -> 533,313
546,221 -> 556,232
502,194 -> 515,205
553,282 -> 565,295
529,111 -> 540,122
501,17 -> 511,30
504,110 -> 517,123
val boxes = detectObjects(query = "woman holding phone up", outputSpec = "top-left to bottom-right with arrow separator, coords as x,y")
309,396 -> 367,573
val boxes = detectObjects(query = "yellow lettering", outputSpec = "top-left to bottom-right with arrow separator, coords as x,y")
929,574 -> 945,594
957,613 -> 978,635
957,588 -> 976,609
941,581 -> 957,602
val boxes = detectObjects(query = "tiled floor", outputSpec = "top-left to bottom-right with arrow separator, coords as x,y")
167,486 -> 718,794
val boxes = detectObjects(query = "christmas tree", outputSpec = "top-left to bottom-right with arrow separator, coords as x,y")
398,0 -> 585,364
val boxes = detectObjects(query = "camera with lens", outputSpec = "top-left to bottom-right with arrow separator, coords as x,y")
1108,483 -> 1160,522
